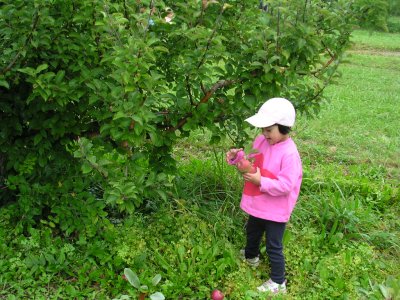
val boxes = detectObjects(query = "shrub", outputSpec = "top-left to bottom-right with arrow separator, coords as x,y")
388,16 -> 400,33
1,0 -> 354,234
389,0 -> 400,16
352,0 -> 390,31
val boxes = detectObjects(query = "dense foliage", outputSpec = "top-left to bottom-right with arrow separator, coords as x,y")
352,0 -> 400,32
0,0 -> 354,235
352,0 -> 389,31
389,0 -> 400,16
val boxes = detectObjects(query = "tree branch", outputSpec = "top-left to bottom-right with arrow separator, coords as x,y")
311,46 -> 336,76
200,82 -> 207,95
185,75 -> 194,105
0,9 -> 40,76
276,5 -> 281,51
167,79 -> 238,132
310,61 -> 339,101
302,0 -> 308,23
197,1 -> 226,69
143,0 -> 155,37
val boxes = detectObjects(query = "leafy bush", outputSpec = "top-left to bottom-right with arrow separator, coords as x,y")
388,16 -> 400,32
0,0 -> 354,234
389,0 -> 400,16
352,0 -> 390,31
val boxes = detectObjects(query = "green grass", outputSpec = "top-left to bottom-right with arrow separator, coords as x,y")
296,51 -> 400,179
291,38 -> 399,299
350,29 -> 400,51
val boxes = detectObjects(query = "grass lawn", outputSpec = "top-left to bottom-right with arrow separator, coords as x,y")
296,30 -> 400,180
350,29 -> 400,52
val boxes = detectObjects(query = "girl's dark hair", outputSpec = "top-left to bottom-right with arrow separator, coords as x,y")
277,124 -> 291,135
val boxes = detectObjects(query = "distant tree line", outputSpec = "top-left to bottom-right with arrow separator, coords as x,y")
353,0 -> 400,32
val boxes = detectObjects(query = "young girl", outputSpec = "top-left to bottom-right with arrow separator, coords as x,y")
226,97 -> 303,294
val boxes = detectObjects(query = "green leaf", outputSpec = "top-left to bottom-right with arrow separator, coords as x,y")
124,268 -> 140,289
197,103 -> 208,114
33,134 -> 42,146
149,132 -> 163,146
36,64 -> 49,74
140,285 -> 148,292
151,274 -> 162,286
150,292 -> 165,300
31,39 -> 39,48
156,190 -> 167,201
55,70 -> 65,83
113,111 -> 126,120
177,245 -> 185,262
147,37 -> 159,46
125,85 -> 136,92
182,122 -> 192,132
17,67 -> 36,76
244,95 -> 256,107
154,46 -> 169,53
0,79 -> 9,89
87,155 -> 97,164
250,61 -> 263,67
81,162 -> 92,174
261,73 -> 273,83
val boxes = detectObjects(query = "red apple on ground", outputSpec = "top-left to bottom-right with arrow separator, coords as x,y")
211,289 -> 224,300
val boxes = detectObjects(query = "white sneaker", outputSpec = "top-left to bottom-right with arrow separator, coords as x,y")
257,279 -> 287,293
239,249 -> 260,267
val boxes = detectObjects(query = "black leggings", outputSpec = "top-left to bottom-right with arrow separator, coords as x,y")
245,215 -> 286,284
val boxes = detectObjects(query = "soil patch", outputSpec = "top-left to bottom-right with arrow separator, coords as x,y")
348,48 -> 400,57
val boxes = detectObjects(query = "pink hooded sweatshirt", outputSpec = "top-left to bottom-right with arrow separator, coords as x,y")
240,135 -> 302,223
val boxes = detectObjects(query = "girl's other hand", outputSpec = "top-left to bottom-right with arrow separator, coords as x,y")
243,167 -> 261,186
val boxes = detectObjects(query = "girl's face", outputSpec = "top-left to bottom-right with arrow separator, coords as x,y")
262,125 -> 289,145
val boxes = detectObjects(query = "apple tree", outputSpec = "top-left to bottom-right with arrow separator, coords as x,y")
0,0 -> 354,235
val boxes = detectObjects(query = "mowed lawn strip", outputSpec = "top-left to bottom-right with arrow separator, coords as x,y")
296,31 -> 400,180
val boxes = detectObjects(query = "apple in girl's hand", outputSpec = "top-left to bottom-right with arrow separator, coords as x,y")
211,289 -> 224,300
236,158 -> 256,173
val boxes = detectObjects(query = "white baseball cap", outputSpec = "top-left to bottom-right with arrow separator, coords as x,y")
245,97 -> 295,128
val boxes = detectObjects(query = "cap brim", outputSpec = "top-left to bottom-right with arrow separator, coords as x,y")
245,114 -> 275,128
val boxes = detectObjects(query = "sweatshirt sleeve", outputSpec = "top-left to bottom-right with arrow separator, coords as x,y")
259,152 -> 301,196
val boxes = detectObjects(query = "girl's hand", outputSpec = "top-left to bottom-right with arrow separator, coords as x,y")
226,148 -> 243,163
243,167 -> 261,186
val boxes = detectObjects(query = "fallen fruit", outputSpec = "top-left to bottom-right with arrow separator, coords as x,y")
211,289 -> 224,300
